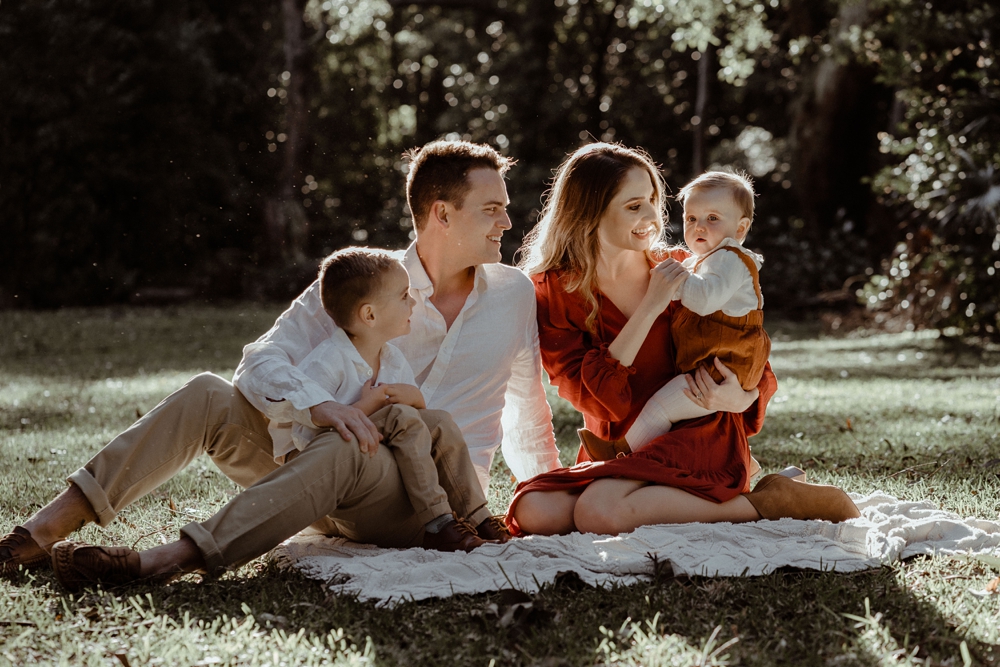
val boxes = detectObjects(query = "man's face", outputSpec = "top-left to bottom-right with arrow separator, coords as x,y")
442,168 -> 512,266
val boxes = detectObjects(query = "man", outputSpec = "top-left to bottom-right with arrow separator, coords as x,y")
0,140 -> 560,589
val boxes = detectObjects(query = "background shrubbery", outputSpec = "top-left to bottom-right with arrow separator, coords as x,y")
1,0 -> 997,335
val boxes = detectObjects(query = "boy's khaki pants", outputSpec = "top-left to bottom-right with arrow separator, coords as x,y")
68,373 -> 489,573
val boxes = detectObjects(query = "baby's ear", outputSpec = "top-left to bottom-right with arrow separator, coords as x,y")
737,217 -> 752,240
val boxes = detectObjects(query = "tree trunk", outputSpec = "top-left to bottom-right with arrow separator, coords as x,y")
264,0 -> 310,266
692,48 -> 712,175
788,0 -> 891,252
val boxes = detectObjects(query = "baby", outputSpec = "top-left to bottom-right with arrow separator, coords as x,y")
283,247 -> 504,551
580,170 -> 773,462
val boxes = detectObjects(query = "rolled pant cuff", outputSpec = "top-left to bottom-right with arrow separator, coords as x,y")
66,468 -> 116,528
416,502 -> 454,526
467,504 -> 491,527
180,521 -> 227,575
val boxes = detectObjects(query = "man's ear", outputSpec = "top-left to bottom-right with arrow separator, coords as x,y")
357,302 -> 377,328
428,200 -> 450,228
737,217 -> 751,241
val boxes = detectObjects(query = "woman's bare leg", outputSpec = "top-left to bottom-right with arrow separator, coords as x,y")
573,478 -> 759,535
511,490 -> 580,536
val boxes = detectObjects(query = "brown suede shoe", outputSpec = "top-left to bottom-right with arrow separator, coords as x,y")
578,428 -> 631,462
0,526 -> 50,577
51,541 -> 142,592
474,516 -> 512,544
743,474 -> 861,523
422,518 -> 489,553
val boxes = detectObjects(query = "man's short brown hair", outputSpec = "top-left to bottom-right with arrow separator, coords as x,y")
404,140 -> 514,231
319,247 -> 401,328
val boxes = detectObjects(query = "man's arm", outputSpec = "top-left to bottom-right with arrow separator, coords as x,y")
232,282 -> 380,448
500,301 -> 561,481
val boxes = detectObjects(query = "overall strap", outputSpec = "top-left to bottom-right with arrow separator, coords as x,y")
694,246 -> 763,310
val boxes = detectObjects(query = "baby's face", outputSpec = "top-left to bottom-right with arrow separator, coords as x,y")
375,263 -> 415,340
682,187 -> 750,256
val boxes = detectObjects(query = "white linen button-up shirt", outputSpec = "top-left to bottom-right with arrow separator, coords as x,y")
270,328 -> 415,462
233,243 -> 560,490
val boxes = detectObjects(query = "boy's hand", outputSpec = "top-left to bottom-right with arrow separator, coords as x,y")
356,379 -> 388,412
382,383 -> 426,410
309,399 -> 381,455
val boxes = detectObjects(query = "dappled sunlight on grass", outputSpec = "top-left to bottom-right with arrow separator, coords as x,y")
3,307 -> 1000,665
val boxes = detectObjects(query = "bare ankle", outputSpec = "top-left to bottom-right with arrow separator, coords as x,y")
22,484 -> 99,550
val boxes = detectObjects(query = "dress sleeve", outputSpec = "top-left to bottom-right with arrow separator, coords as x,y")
741,361 -> 777,437
534,272 -> 635,423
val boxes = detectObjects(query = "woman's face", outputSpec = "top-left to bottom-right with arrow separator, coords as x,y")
596,167 -> 660,256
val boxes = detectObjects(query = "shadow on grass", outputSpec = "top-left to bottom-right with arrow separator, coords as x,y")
20,560 -> 994,666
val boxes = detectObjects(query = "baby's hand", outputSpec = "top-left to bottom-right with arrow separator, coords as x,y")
382,383 -> 426,410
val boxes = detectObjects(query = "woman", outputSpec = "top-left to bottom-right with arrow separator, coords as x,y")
507,143 -> 859,536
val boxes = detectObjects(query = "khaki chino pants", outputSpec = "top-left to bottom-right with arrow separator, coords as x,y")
68,373 -> 488,573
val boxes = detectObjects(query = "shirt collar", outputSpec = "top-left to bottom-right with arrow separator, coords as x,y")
402,241 -> 490,297
330,327 -> 374,374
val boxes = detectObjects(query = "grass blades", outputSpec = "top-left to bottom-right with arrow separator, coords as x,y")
2,306 -> 1000,665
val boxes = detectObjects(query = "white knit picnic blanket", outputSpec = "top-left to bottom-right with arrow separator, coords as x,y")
271,491 -> 1000,605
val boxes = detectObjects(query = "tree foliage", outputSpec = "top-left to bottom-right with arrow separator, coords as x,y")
1,0 -> 997,337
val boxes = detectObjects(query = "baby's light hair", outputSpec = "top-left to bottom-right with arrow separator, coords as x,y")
677,170 -> 755,223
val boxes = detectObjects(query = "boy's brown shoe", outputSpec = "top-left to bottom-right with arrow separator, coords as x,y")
1,526 -> 50,577
51,541 -> 142,592
474,516 -> 512,544
422,518 -> 490,553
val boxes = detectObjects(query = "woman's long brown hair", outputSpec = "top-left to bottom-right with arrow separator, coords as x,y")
518,143 -> 668,332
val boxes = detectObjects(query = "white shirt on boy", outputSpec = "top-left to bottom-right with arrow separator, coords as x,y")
266,328 -> 415,462
232,243 -> 560,491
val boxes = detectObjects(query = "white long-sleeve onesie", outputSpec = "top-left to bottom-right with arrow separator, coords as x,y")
625,238 -> 763,449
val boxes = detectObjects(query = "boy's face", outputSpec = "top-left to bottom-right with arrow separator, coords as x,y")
372,263 -> 415,341
682,187 -> 751,256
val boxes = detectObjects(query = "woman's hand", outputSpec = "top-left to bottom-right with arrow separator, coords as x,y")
683,358 -> 759,413
641,258 -> 689,314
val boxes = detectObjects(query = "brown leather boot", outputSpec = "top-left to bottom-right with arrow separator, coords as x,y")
0,526 -> 49,577
742,474 -> 861,523
422,518 -> 489,552
578,428 -> 631,462
474,516 -> 512,544
51,541 -> 142,592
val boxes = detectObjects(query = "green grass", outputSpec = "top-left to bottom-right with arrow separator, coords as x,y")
2,306 -> 1000,666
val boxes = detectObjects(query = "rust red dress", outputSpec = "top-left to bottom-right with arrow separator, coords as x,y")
504,265 -> 778,536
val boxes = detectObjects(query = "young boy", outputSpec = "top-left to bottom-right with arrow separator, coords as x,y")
283,246 -> 502,551
580,171 -> 776,464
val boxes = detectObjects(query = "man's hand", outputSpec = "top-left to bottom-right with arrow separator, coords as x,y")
382,383 -> 426,409
683,358 -> 759,413
309,399 -> 381,456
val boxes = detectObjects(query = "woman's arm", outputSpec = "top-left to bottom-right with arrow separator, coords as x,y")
535,274 -> 635,422
606,258 -> 689,367
684,358 -> 778,435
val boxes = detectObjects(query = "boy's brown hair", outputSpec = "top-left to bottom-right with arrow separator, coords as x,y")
677,169 -> 756,224
404,140 -> 515,231
319,247 -> 401,329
